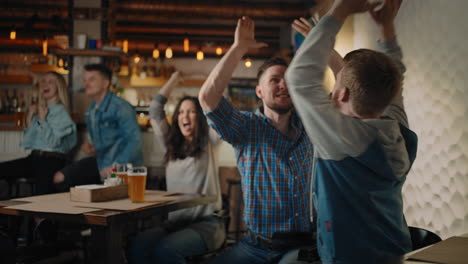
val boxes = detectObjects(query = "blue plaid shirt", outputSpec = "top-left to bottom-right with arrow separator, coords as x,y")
205,98 -> 314,239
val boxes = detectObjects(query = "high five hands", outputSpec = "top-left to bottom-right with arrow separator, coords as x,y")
233,16 -> 268,53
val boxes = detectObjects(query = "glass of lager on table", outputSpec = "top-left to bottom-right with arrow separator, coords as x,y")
128,166 -> 147,202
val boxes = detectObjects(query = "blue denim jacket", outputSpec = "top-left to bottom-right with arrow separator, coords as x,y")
86,91 -> 143,171
21,103 -> 77,153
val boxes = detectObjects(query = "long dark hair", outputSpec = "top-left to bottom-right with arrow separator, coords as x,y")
164,96 -> 209,163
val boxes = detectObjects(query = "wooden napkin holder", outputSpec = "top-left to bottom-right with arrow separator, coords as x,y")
70,184 -> 128,202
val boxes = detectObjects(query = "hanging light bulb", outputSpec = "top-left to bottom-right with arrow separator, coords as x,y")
123,39 -> 128,53
183,37 -> 190,53
42,36 -> 48,56
152,43 -> 160,59
165,43 -> 173,59
10,26 -> 16,40
134,52 -> 141,64
215,46 -> 223,55
196,45 -> 204,61
58,57 -> 64,67
245,58 -> 252,68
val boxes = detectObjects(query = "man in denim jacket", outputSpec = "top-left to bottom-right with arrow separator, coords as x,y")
54,64 -> 143,188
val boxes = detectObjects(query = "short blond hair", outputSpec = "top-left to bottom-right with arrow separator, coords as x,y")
341,49 -> 402,117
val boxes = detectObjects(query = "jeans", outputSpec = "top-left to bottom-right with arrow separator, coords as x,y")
208,232 -> 313,264
129,225 -> 208,264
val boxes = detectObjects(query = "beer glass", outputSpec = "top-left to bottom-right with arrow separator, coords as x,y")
114,163 -> 128,184
128,166 -> 147,202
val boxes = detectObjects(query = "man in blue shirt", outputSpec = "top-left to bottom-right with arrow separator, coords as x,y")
54,64 -> 143,189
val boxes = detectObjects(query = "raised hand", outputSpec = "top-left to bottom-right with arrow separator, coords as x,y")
369,0 -> 402,26
38,101 -> 48,121
233,16 -> 268,52
292,17 -> 318,37
369,0 -> 402,40
329,0 -> 373,22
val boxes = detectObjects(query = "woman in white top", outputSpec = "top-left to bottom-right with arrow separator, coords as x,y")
129,72 -> 225,264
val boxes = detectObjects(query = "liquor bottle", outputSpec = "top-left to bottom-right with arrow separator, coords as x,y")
10,89 -> 19,113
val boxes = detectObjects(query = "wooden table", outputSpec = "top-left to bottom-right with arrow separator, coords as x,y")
0,192 -> 216,264
404,233 -> 468,263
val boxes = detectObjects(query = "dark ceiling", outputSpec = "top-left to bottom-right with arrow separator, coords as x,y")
0,0 -> 317,58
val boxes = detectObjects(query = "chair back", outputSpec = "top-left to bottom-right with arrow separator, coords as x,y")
408,226 -> 442,250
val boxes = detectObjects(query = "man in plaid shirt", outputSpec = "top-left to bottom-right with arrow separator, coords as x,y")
199,16 -> 315,264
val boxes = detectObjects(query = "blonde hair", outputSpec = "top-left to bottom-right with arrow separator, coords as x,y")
41,71 -> 71,112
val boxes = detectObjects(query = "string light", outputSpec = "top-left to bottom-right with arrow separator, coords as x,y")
245,58 -> 252,68
123,39 -> 128,53
215,46 -> 223,55
42,36 -> 48,56
183,37 -> 190,53
196,46 -> 204,61
10,26 -> 16,40
152,43 -> 160,59
165,43 -> 173,59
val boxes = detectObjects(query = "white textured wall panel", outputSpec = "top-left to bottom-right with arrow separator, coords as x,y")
353,1 -> 468,238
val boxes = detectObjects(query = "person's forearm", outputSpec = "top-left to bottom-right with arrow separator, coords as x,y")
158,74 -> 179,98
199,44 -> 247,111
379,23 -> 396,41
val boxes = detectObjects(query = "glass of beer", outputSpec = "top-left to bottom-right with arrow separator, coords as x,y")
114,163 -> 129,184
127,166 -> 147,202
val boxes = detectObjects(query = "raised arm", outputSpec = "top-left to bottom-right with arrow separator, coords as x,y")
292,16 -> 344,77
369,0 -> 407,126
149,71 -> 182,138
199,16 -> 267,111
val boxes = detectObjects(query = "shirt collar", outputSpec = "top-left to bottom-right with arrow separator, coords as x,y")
254,106 -> 303,141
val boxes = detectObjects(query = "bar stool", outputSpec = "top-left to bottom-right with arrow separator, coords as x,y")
9,177 -> 36,198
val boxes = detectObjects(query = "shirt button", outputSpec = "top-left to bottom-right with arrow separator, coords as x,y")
289,157 -> 293,161
294,176 -> 298,180
294,194 -> 297,198
295,213 -> 299,217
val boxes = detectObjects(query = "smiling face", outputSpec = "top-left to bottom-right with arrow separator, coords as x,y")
177,99 -> 198,142
83,70 -> 109,100
256,65 -> 292,115
39,73 -> 59,102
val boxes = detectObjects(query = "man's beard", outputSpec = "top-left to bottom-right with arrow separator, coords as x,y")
265,102 -> 293,115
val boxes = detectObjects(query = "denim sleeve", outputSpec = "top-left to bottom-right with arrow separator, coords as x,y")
204,97 -> 246,147
115,102 -> 142,164
36,105 -> 77,152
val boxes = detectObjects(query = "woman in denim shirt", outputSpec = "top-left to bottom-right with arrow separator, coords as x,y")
0,71 -> 77,195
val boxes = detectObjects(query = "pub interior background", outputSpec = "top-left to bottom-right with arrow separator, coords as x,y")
0,0 -> 467,251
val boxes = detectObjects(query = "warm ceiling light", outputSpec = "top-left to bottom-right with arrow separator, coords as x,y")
165,44 -> 173,59
10,28 -> 16,40
153,48 -> 160,59
183,37 -> 190,53
245,58 -> 252,68
42,36 -> 48,56
123,39 -> 128,53
134,53 -> 141,64
58,58 -> 64,67
196,50 -> 204,61
215,46 -> 223,55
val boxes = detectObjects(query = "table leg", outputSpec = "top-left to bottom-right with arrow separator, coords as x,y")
7,215 -> 19,248
92,222 -> 125,264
